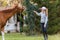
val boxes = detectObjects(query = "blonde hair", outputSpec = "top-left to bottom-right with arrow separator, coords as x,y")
45,8 -> 48,16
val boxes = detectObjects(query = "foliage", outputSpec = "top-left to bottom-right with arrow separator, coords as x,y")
23,0 -> 60,34
23,0 -> 39,35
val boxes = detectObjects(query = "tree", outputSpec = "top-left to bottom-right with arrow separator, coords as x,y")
24,0 -> 40,35
32,0 -> 60,34
23,0 -> 60,34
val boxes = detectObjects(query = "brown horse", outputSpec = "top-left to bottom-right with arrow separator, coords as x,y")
0,4 -> 24,40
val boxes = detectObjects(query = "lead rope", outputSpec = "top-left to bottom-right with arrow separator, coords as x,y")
20,0 -> 23,17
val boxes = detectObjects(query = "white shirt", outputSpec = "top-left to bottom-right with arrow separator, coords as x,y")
36,12 -> 48,26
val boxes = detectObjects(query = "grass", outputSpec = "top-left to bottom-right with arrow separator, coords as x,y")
0,33 -> 60,40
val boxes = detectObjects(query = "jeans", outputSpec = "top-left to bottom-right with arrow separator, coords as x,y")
41,23 -> 48,40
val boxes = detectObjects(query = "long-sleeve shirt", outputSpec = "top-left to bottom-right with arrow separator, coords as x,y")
36,12 -> 48,26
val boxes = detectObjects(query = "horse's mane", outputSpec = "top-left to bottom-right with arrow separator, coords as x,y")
0,5 -> 17,13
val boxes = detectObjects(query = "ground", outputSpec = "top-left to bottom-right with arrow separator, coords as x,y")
0,33 -> 60,40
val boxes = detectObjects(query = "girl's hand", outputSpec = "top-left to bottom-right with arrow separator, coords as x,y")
44,24 -> 46,28
33,11 -> 37,13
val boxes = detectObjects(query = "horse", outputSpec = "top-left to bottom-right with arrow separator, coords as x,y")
0,4 -> 24,40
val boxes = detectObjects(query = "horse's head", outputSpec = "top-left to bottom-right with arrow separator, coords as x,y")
15,4 -> 25,13
11,2 -> 25,13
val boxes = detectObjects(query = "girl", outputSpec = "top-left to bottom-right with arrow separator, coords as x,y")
34,7 -> 48,40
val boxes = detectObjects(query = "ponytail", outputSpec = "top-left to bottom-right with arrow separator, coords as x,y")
46,8 -> 48,16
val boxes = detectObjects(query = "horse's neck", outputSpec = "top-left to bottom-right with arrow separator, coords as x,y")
4,8 -> 17,20
1,8 -> 17,21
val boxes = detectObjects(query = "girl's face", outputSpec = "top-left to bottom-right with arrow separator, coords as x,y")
41,9 -> 46,12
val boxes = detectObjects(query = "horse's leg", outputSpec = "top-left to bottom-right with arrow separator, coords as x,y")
1,28 -> 5,40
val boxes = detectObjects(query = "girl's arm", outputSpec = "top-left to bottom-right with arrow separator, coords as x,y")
44,16 -> 48,27
34,11 -> 41,16
44,8 -> 48,27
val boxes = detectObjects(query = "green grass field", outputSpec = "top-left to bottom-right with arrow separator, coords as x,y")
0,33 -> 60,40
